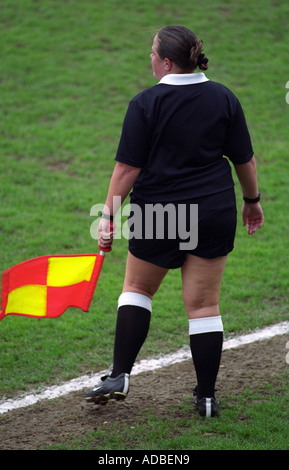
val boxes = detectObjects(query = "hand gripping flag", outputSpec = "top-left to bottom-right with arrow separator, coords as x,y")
0,252 -> 107,321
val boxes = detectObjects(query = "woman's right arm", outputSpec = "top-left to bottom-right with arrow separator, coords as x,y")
97,162 -> 142,250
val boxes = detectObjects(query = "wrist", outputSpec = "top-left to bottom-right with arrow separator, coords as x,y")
243,192 -> 260,204
100,211 -> 114,221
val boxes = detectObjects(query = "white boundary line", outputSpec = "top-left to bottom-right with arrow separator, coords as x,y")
0,321 -> 289,414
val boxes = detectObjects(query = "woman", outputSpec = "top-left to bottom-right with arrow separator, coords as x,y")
85,26 -> 264,417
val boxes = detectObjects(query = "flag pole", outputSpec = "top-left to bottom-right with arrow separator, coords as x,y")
82,221 -> 114,311
81,251 -> 106,312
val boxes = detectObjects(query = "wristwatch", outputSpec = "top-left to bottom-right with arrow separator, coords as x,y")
100,211 -> 114,221
243,193 -> 261,203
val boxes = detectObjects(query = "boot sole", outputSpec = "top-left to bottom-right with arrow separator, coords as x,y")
85,390 -> 127,405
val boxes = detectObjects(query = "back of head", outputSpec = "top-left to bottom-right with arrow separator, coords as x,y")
157,25 -> 209,72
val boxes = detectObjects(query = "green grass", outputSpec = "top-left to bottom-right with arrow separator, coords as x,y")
0,0 -> 289,450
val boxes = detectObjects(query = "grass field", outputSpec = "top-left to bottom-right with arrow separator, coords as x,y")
1,0 -> 289,451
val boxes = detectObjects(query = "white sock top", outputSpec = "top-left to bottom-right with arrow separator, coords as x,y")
189,316 -> 223,335
118,292 -> 152,313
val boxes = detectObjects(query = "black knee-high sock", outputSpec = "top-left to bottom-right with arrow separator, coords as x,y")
110,292 -> 152,378
189,316 -> 223,398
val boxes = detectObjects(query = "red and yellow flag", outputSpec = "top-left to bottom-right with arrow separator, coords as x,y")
0,253 -> 105,321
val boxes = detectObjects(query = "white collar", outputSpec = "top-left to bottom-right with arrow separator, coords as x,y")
158,72 -> 209,85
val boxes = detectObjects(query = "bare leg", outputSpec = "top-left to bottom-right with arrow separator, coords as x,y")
181,254 -> 227,318
122,251 -> 169,298
181,254 -> 227,405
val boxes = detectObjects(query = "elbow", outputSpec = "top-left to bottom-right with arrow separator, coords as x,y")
234,154 -> 256,170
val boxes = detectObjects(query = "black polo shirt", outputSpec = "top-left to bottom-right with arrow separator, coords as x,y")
115,73 -> 253,202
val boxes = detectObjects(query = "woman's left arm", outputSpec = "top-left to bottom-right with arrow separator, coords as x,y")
234,156 -> 264,235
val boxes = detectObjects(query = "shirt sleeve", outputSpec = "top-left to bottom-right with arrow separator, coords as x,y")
223,94 -> 254,164
115,98 -> 150,168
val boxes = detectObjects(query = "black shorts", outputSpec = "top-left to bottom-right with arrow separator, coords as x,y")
127,189 -> 237,269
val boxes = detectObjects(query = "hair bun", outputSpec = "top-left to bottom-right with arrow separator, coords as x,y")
197,53 -> 209,67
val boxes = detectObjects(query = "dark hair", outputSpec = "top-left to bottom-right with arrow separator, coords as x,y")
157,25 -> 209,71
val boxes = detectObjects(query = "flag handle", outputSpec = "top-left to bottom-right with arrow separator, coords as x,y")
98,220 -> 115,254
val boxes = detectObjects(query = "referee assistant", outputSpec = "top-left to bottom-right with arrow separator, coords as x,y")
85,25 -> 264,417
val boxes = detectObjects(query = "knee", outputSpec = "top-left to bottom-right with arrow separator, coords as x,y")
185,305 -> 220,319
122,276 -> 162,299
122,283 -> 155,299
182,284 -> 221,317
182,290 -> 203,313
182,292 -> 220,319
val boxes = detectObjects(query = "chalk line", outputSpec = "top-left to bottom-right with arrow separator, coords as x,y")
0,320 -> 288,414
